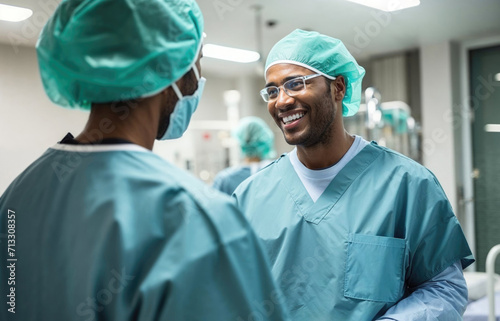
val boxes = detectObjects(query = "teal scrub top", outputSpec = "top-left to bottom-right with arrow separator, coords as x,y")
213,166 -> 252,195
0,144 -> 288,321
233,142 -> 474,321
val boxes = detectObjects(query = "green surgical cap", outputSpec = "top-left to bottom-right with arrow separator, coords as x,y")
234,117 -> 275,159
36,0 -> 204,110
265,29 -> 366,117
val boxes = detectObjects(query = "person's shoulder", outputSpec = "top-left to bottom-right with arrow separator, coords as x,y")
213,165 -> 250,183
172,171 -> 253,240
370,143 -> 431,173
233,154 -> 284,196
48,146 -> 235,209
168,165 -> 229,201
219,165 -> 251,176
132,156 -> 249,234
367,142 -> 442,186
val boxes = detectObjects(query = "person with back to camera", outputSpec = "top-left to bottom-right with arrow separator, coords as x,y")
213,116 -> 275,195
0,1 -> 289,320
233,29 -> 474,321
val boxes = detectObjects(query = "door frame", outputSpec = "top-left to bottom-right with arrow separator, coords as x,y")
459,35 -> 500,271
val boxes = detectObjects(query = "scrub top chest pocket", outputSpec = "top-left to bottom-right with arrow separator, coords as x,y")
344,234 -> 406,302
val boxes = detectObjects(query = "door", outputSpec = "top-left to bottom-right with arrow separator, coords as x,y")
469,45 -> 500,272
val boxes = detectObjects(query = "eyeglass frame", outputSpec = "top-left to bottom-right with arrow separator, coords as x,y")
259,73 -> 333,103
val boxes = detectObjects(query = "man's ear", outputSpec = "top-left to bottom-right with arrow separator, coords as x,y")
332,76 -> 346,101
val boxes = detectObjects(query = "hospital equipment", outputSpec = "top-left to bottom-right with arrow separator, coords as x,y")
464,245 -> 500,321
344,87 -> 421,161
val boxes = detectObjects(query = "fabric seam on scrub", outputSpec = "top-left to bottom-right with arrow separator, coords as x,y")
344,233 -> 406,302
278,145 -> 383,225
376,144 -> 421,166
413,262 -> 458,291
277,155 -> 307,220
288,136 -> 368,198
348,241 -> 406,248
294,138 -> 364,176
281,155 -> 316,213
344,245 -> 405,302
50,143 -> 150,153
410,223 -> 464,287
313,144 -> 384,224
264,59 -> 336,80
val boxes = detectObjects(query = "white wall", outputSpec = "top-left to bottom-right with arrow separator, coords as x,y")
420,42 -> 458,210
0,44 -> 88,193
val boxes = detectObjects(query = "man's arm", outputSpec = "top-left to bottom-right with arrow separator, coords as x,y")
377,261 -> 468,321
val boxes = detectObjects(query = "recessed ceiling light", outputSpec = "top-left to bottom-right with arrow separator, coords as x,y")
485,124 -> 500,133
0,4 -> 33,22
346,0 -> 420,12
495,73 -> 500,82
203,44 -> 260,63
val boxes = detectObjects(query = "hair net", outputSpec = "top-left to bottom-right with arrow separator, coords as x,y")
233,117 -> 275,159
265,29 -> 365,117
36,0 -> 204,110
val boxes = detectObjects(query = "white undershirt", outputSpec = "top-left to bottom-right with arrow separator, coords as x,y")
289,135 -> 370,202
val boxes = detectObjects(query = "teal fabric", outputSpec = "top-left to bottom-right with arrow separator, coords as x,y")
0,146 -> 288,321
213,166 -> 252,195
345,234 -> 406,302
36,0 -> 203,110
233,117 -> 275,159
233,142 -> 474,320
265,29 -> 366,117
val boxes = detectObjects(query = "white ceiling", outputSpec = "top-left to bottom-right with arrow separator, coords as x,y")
1,0 -> 499,77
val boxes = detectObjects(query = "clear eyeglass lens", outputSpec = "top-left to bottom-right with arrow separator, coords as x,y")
260,74 -> 319,102
266,87 -> 279,100
260,88 -> 272,102
284,78 -> 305,92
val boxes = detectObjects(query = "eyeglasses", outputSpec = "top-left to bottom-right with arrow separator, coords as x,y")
260,73 -> 329,102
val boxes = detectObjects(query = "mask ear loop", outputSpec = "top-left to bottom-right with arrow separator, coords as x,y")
192,65 -> 200,81
171,65 -> 201,100
171,83 -> 183,100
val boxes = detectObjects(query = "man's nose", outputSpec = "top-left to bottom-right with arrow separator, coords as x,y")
274,88 -> 295,109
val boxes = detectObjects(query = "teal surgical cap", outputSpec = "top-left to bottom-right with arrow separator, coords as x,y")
234,117 -> 275,159
265,29 -> 365,117
36,0 -> 204,110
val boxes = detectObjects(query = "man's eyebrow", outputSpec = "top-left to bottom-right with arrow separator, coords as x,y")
265,74 -> 305,87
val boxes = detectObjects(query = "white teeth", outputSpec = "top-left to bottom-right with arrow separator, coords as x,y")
283,113 -> 305,124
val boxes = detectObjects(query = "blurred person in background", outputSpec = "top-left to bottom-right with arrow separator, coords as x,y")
213,116 -> 275,195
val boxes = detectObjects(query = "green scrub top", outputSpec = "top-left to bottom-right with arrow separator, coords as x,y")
233,142 -> 474,321
0,144 -> 288,321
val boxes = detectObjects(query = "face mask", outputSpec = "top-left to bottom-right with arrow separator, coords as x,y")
159,65 -> 206,140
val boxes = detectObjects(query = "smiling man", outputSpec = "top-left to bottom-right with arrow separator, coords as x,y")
233,29 -> 474,321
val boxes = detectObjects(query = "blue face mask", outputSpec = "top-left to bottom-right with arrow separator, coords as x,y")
160,65 -> 206,140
